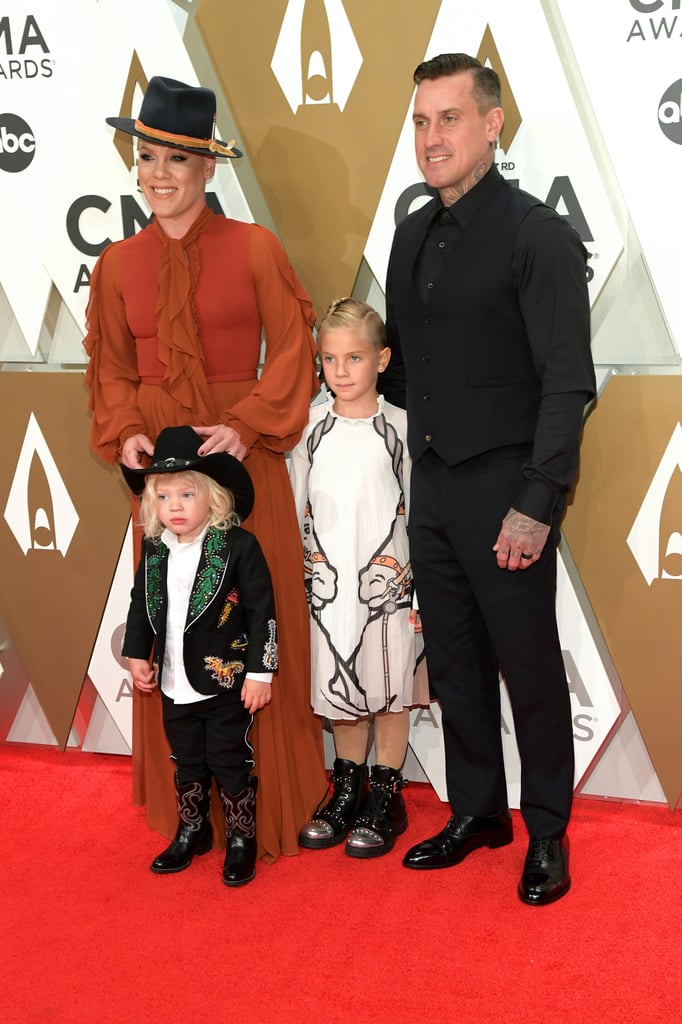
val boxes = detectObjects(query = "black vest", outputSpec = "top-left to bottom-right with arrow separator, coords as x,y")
388,177 -> 543,465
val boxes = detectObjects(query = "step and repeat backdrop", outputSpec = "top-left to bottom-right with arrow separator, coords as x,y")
1,0 -> 680,810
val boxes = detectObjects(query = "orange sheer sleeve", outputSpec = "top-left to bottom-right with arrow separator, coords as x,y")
220,225 -> 319,453
83,243 -> 146,465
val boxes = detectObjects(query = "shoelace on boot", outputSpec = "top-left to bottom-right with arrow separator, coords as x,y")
354,781 -> 397,830
317,772 -> 362,828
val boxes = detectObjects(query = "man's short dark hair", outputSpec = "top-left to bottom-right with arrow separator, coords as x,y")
413,53 -> 501,113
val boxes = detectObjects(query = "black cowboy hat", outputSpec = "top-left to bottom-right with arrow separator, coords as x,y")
121,426 -> 254,521
106,75 -> 242,159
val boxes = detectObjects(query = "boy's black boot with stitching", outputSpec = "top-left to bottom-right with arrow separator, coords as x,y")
219,776 -> 258,887
150,775 -> 212,874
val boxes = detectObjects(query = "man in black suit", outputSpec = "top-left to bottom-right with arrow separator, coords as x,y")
381,53 -> 595,904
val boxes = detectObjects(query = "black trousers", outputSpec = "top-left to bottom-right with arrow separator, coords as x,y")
161,689 -> 254,793
409,447 -> 574,838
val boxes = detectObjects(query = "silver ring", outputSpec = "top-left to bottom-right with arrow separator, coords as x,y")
521,552 -> 533,559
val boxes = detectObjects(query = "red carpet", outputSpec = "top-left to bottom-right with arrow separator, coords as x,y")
3,744 -> 681,1024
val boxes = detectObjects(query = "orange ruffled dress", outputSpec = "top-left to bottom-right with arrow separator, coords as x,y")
84,206 -> 326,861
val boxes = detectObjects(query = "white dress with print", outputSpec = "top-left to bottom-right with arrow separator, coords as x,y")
290,394 -> 419,720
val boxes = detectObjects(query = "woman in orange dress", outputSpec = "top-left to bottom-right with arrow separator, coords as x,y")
84,75 -> 325,862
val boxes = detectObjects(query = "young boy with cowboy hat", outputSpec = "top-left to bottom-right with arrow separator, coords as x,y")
121,425 -> 277,887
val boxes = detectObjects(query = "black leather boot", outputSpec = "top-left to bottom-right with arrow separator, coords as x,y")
219,778 -> 258,887
150,775 -> 212,874
298,758 -> 368,850
345,764 -> 407,859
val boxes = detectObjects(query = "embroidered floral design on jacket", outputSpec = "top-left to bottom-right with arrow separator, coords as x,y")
189,529 -> 229,620
204,656 -> 244,689
146,539 -> 167,620
263,619 -> 278,670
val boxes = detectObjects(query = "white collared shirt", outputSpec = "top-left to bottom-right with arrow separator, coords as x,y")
159,525 -> 272,704
160,525 -> 210,704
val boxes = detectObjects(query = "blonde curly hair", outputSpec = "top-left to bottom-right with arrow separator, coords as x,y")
139,470 -> 240,539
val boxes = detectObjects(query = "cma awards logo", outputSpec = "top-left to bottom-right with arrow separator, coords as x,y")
3,413 -> 78,556
0,13 -> 53,80
658,79 -> 682,143
627,422 -> 682,583
271,0 -> 362,112
627,1 -> 682,42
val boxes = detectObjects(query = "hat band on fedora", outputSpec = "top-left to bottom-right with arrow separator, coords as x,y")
134,118 -> 239,157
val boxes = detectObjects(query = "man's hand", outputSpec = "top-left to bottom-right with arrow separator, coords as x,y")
493,507 -> 550,571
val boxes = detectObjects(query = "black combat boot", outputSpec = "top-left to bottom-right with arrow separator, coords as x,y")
298,758 -> 368,850
345,764 -> 407,859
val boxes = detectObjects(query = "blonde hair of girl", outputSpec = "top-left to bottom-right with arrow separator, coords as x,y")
317,297 -> 387,351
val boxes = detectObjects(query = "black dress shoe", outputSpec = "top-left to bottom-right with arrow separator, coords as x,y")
518,836 -> 570,906
402,811 -> 513,870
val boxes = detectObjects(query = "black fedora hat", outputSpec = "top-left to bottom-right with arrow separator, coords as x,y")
106,75 -> 242,159
121,426 -> 254,521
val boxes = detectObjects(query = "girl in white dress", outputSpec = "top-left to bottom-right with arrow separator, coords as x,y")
290,298 -> 421,858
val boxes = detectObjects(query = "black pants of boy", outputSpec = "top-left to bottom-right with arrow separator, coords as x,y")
161,689 -> 254,793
